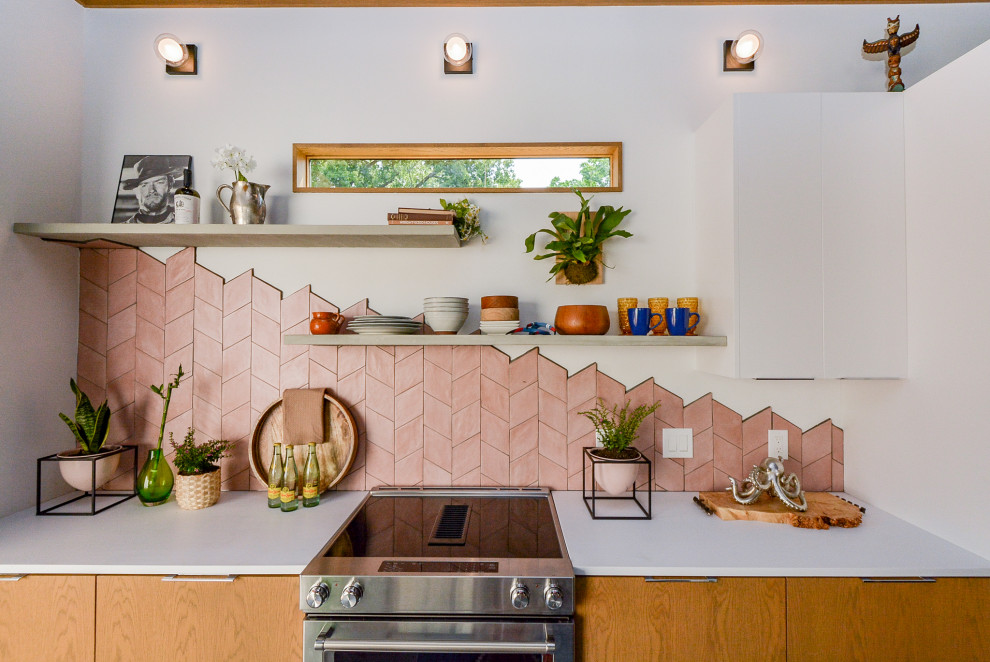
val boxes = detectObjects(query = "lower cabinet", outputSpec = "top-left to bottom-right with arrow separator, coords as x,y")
95,575 -> 302,662
787,577 -> 990,662
575,576 -> 787,662
0,574 -> 96,662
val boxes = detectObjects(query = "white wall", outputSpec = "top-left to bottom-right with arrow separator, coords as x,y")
78,5 -> 990,433
840,38 -> 990,559
0,0 -> 84,516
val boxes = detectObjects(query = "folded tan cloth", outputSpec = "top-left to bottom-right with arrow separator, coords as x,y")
283,388 -> 325,447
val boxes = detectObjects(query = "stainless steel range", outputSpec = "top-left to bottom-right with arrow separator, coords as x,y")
300,487 -> 575,662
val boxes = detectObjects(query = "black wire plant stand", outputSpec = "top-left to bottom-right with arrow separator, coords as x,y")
582,447 -> 652,520
36,444 -> 138,516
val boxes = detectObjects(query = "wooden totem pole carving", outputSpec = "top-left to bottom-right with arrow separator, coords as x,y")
863,16 -> 920,92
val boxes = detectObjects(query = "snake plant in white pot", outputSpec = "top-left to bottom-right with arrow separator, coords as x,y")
57,379 -> 121,491
580,398 -> 660,495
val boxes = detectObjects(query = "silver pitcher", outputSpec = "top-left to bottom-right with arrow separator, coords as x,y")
217,181 -> 270,225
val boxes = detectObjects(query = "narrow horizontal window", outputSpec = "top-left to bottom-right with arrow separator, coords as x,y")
292,142 -> 621,193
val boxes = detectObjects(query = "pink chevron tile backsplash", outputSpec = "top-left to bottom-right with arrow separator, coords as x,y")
77,247 -> 844,492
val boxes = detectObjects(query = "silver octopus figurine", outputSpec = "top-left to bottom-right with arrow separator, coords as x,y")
728,456 -> 808,512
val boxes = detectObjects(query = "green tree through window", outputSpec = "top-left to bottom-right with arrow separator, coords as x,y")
549,158 -> 611,188
311,159 -> 522,189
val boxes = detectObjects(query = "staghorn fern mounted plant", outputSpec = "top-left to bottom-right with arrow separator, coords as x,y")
580,398 -> 661,460
524,189 -> 632,284
59,379 -> 111,454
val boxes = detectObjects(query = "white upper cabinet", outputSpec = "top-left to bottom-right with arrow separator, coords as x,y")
696,92 -> 907,379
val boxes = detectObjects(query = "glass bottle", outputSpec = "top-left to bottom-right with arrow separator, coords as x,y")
280,445 -> 298,512
174,168 -> 201,224
136,448 -> 174,506
302,442 -> 320,508
267,443 -> 283,508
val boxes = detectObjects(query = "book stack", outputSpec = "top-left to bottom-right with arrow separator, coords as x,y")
387,208 -> 455,225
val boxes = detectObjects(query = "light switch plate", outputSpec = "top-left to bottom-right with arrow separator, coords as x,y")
768,430 -> 788,459
662,428 -> 694,459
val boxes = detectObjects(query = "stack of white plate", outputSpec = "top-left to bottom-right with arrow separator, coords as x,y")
347,315 -> 422,335
424,297 -> 468,335
479,320 -> 520,335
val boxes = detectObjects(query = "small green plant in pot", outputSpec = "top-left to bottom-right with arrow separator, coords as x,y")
524,189 -> 632,284
580,398 -> 660,495
171,428 -> 235,510
57,379 -> 121,491
440,197 -> 487,243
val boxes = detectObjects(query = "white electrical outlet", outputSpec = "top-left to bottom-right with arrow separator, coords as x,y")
662,428 -> 694,459
768,430 -> 788,459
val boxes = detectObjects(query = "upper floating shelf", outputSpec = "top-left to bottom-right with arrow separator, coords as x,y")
286,334 -> 727,347
11,223 -> 461,249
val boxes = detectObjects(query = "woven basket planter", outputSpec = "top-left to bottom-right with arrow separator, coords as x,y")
175,468 -> 221,510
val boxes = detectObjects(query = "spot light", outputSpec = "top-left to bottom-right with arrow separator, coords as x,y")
154,33 -> 198,76
443,33 -> 473,75
723,30 -> 763,72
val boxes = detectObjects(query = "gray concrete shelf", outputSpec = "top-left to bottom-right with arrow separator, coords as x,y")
11,223 -> 461,248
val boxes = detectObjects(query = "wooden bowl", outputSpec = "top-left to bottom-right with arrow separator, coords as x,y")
481,295 -> 518,309
554,305 -> 610,335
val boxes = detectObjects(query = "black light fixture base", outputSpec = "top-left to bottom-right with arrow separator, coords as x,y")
723,40 -> 755,72
443,43 -> 473,74
166,44 -> 198,76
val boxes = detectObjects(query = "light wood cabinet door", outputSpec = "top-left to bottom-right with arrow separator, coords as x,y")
576,576 -> 786,662
96,575 -> 302,662
0,574 -> 96,662
787,577 -> 990,662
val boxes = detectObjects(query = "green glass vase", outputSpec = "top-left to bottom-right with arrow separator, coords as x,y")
136,449 -> 173,507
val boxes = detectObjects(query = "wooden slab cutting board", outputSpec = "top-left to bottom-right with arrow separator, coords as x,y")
697,491 -> 864,530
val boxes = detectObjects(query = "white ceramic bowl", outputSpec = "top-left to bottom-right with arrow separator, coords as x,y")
425,311 -> 468,334
479,320 -> 519,335
425,297 -> 468,304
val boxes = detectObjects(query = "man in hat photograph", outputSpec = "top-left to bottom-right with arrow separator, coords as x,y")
111,155 -> 190,224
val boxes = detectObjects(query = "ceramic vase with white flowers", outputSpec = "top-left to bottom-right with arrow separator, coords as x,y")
213,144 -> 269,224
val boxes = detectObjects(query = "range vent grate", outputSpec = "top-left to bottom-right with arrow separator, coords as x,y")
428,504 -> 470,546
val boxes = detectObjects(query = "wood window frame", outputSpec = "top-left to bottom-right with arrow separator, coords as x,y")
292,142 -> 622,193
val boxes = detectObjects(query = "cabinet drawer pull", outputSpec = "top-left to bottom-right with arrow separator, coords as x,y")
645,577 -> 718,583
162,575 -> 238,582
0,574 -> 26,582
861,577 -> 935,583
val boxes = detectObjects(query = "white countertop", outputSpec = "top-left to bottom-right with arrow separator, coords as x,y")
1,490 -> 988,577
0,491 -> 366,575
552,491 -> 990,577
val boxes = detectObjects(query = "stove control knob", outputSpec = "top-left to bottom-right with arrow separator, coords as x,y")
340,581 -> 364,609
306,581 -> 330,609
544,583 -> 564,611
510,583 -> 530,609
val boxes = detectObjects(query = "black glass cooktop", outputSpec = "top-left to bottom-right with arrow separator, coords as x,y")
324,495 -> 563,560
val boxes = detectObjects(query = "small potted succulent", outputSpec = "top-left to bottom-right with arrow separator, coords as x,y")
524,189 -> 632,284
440,197 -> 487,243
57,379 -> 121,492
170,427 -> 235,510
581,398 -> 660,495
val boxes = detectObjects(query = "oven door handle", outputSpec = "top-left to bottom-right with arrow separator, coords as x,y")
315,621 -> 556,654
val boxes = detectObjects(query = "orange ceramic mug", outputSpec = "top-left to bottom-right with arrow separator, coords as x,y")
310,311 -> 345,335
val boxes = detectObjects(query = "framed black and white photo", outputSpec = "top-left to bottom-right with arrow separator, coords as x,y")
110,155 -> 191,224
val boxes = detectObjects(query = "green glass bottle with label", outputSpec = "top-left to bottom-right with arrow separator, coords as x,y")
267,443 -> 283,508
280,445 -> 298,512
303,442 -> 321,508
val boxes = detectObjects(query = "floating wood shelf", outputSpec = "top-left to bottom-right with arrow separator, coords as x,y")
285,334 -> 727,347
11,223 -> 461,249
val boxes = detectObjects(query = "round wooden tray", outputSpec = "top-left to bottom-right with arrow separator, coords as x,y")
249,392 -> 358,493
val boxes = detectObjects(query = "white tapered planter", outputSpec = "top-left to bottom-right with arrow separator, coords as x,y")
57,446 -> 122,492
589,448 -> 642,496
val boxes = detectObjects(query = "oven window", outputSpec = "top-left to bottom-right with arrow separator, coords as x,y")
333,654 -> 545,661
